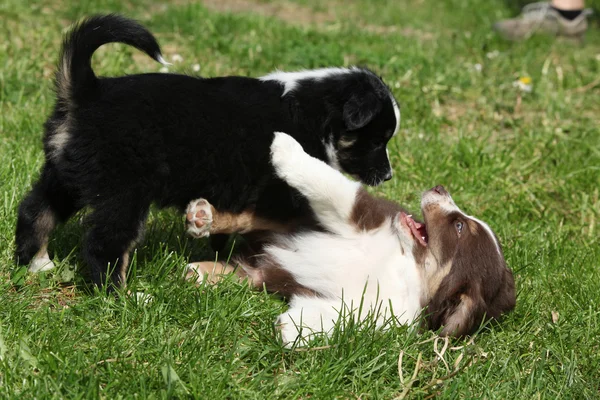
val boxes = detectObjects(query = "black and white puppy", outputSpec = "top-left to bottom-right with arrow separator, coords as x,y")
15,15 -> 400,289
185,133 -> 516,345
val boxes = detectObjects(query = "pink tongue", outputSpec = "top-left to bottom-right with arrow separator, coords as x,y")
401,212 -> 428,247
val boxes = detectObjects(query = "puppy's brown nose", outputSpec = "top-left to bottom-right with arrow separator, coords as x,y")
433,185 -> 447,195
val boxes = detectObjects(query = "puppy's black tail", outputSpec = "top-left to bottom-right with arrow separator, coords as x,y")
56,14 -> 168,107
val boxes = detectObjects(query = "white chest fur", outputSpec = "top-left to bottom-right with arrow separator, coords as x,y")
266,224 -> 423,345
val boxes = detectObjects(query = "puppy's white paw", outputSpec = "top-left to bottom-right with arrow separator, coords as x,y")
183,263 -> 205,285
29,253 -> 55,273
186,198 -> 213,238
270,132 -> 305,177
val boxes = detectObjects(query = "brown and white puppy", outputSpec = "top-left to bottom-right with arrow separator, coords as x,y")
185,132 -> 516,345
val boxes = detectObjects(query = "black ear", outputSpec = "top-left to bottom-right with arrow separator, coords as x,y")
342,92 -> 382,131
427,279 -> 485,337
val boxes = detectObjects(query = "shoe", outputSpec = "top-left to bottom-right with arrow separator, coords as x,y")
493,2 -> 593,41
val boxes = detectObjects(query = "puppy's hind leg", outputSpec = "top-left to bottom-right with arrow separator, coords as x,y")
15,164 -> 80,272
185,198 -> 214,238
184,261 -> 249,285
276,299 -> 340,347
184,256 -> 266,287
83,195 -> 150,290
270,132 -> 361,234
186,198 -> 294,238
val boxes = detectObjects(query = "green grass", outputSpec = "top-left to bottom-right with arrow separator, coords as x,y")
1,0 -> 600,398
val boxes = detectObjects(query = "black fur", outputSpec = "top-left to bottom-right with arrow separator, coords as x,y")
57,14 -> 164,107
15,14 -> 400,289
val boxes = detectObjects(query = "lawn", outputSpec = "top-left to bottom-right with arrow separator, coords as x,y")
1,0 -> 599,398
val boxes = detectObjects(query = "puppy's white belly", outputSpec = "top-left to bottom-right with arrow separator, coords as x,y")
268,229 -> 423,343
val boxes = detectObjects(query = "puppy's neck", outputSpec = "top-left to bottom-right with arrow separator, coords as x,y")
417,254 -> 452,307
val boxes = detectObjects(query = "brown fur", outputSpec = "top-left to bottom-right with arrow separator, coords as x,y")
423,202 -> 516,336
209,208 -> 298,234
349,188 -> 406,231
187,186 -> 515,338
187,253 -> 317,299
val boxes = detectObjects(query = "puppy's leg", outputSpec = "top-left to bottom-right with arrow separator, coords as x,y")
270,132 -> 361,234
83,196 -> 150,290
186,198 -> 293,238
185,198 -> 214,238
15,164 -> 80,272
276,297 -> 340,347
184,261 -> 249,285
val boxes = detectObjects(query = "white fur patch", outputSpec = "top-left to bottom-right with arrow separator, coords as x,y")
276,296 -> 340,346
268,225 -> 423,345
29,252 -> 55,273
391,95 -> 401,136
260,67 -> 358,96
156,54 -> 172,66
185,198 -> 213,238
271,132 -> 360,235
421,190 -> 458,212
48,121 -> 70,159
324,140 -> 342,172
386,149 -> 392,178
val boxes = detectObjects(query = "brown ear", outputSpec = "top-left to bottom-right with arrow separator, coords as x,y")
427,279 -> 485,337
486,267 -> 516,319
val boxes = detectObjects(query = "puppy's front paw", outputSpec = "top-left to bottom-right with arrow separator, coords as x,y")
270,132 -> 304,177
186,198 -> 213,238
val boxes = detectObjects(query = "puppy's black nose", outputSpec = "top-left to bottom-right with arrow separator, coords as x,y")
384,172 -> 393,181
433,185 -> 447,195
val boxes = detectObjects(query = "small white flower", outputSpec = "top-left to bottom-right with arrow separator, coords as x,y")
159,66 -> 169,73
172,54 -> 183,63
192,64 -> 201,72
595,54 -> 600,61
256,44 -> 262,53
486,50 -> 500,59
513,76 -> 533,93
473,63 -> 482,72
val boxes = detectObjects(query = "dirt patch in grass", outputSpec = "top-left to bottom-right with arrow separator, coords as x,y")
362,24 -> 435,40
201,0 -> 436,39
432,99 -> 473,122
202,0 -> 337,26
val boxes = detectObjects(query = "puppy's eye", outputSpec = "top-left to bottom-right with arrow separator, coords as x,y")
455,221 -> 464,236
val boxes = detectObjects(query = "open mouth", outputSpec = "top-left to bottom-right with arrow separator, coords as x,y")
400,212 -> 428,247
